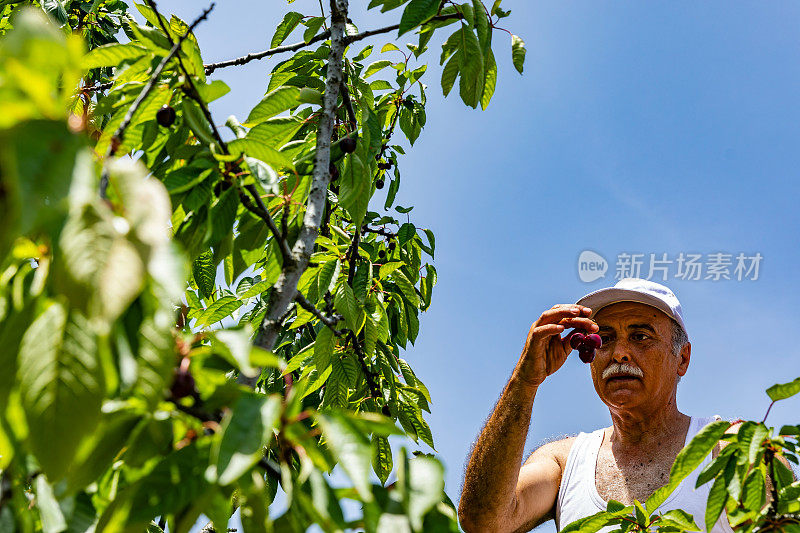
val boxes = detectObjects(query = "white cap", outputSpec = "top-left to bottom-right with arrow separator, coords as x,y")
575,278 -> 687,338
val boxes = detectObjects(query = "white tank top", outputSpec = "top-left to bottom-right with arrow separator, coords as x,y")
555,415 -> 735,533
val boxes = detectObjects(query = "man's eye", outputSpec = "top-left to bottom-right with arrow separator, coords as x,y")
632,333 -> 649,341
600,336 -> 612,344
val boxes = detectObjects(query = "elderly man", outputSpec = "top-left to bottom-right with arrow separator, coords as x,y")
458,278 -> 782,533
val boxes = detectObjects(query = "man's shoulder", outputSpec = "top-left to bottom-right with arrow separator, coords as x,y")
524,434 -> 582,470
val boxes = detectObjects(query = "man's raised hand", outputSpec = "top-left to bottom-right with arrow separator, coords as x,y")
513,304 -> 598,388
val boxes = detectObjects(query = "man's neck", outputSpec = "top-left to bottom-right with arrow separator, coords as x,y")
607,401 -> 689,451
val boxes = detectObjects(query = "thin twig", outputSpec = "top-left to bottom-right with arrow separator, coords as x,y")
339,75 -> 357,130
362,225 -> 397,238
202,13 -> 461,75
762,400 -> 776,424
99,3 -> 215,197
346,229 -> 361,285
348,331 -> 391,417
294,292 -> 344,335
81,80 -> 113,93
239,184 -> 294,267
144,0 -> 229,154
204,30 -> 331,74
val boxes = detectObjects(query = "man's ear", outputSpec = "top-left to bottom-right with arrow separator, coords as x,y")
677,341 -> 690,376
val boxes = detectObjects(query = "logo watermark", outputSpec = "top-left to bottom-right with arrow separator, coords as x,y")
577,251 -> 762,282
578,250 -> 608,282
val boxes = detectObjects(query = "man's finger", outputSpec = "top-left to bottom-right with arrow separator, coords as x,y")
538,305 -> 584,325
556,316 -> 599,332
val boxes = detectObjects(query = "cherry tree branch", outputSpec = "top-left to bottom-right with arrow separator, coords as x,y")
294,292 -> 344,335
240,0 -> 350,388
202,13 -> 461,75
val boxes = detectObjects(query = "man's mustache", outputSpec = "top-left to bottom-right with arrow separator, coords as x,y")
602,362 -> 644,380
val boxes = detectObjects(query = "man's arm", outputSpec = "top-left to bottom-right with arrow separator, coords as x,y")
509,437 -> 576,533
458,377 -> 538,532
458,304 -> 597,532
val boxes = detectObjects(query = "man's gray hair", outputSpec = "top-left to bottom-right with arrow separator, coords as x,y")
671,320 -> 689,384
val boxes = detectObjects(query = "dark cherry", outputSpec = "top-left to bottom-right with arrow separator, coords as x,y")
569,332 -> 585,350
340,136 -> 357,153
584,333 -> 602,350
578,347 -> 596,364
156,105 -> 176,127
170,368 -> 196,399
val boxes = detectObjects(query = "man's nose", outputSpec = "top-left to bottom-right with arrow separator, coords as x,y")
611,345 -> 631,363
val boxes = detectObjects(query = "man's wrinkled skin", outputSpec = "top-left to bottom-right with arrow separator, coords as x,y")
458,301 -> 794,533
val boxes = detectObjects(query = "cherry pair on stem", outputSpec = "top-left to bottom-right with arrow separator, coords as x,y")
568,330 -> 602,363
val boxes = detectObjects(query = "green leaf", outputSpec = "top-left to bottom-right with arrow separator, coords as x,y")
212,327 -> 276,378
228,138 -> 294,171
742,469 -> 765,512
633,500 -> 647,525
18,303 -> 104,480
364,60 -> 393,78
271,12 -> 303,47
196,80 -> 230,103
511,33 -> 526,74
192,250 -> 215,299
314,326 -> 335,370
391,270 -> 421,308
245,86 -> 303,125
705,474 -> 729,532
247,116 -> 304,147
335,283 -> 361,333
297,87 -> 323,106
372,435 -> 393,484
457,25 -> 484,108
480,47 -> 497,110
339,153 -> 371,228
658,509 -> 697,531
35,475 -> 66,533
406,455 -> 445,530
440,52 -> 459,96
398,0 -> 440,36
748,424 -> 769,464
766,377 -> 800,402
59,203 -> 146,324
560,511 -> 620,533
194,296 -> 243,328
397,222 -> 416,246
211,393 -> 282,485
353,262 -> 372,303
316,410 -> 374,501
472,0 -> 489,50
605,500 -> 628,513
696,453 -> 732,488
82,42 -> 147,69
208,186 -> 239,247
646,420 -> 730,511
324,357 -> 349,408
303,16 -> 326,43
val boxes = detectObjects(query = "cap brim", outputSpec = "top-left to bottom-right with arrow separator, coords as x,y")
575,287 -> 684,332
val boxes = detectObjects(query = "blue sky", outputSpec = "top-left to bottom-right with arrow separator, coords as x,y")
150,1 -> 800,530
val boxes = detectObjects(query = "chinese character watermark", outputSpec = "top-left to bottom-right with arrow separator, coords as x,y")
578,251 -> 762,282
